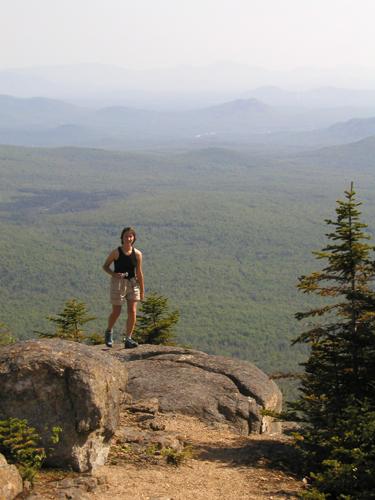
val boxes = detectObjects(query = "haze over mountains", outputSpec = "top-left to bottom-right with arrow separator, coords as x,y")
3,63 -> 375,107
2,92 -> 375,150
3,63 -> 375,150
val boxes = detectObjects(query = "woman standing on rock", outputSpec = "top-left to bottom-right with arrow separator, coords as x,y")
102,226 -> 144,349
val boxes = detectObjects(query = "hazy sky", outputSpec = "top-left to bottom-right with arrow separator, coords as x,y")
1,0 -> 375,71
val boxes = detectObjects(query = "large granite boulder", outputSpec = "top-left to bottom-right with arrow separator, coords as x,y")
104,345 -> 282,434
0,340 -> 127,472
0,453 -> 23,500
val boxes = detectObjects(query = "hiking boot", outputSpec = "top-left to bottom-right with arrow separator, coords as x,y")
124,337 -> 138,349
104,329 -> 113,348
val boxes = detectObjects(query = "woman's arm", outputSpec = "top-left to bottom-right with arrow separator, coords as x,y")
135,249 -> 145,300
102,249 -> 121,277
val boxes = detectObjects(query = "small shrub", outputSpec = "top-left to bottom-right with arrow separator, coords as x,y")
0,418 -> 61,483
161,445 -> 194,466
145,444 -> 159,456
35,298 -> 96,343
134,292 -> 179,345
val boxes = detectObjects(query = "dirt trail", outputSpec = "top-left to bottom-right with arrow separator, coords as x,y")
31,413 -> 303,500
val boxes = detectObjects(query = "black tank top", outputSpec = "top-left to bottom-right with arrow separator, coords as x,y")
114,247 -> 137,278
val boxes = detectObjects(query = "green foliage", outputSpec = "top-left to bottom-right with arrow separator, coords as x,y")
134,292 -> 179,345
302,403 -> 375,499
0,418 -> 61,483
84,331 -> 105,345
290,184 -> 375,497
144,443 -> 159,456
143,441 -> 193,466
35,298 -> 96,343
49,426 -> 62,445
300,489 -> 327,500
0,322 -> 16,345
161,445 -> 194,466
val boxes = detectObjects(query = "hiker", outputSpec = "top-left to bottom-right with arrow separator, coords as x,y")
102,226 -> 144,348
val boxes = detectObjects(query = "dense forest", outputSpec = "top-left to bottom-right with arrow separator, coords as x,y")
1,143 -> 374,380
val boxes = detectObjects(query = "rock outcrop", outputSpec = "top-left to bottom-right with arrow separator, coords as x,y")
105,344 -> 282,434
0,338 -> 281,479
0,340 -> 127,472
0,453 -> 23,500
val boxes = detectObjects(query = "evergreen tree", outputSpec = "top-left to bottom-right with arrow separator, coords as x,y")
290,184 -> 375,497
36,298 -> 96,343
134,292 -> 179,345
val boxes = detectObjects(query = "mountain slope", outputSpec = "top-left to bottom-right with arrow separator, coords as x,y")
0,94 -> 90,128
298,134 -> 375,169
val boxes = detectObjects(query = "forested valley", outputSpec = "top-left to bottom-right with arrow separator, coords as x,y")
1,142 -> 374,388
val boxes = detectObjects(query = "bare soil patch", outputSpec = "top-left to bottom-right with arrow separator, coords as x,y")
28,410 -> 303,500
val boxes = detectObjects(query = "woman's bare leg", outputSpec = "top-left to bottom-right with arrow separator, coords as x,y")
107,305 -> 122,330
125,300 -> 138,337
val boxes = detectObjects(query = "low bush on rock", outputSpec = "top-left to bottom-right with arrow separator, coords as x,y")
35,298 -> 100,344
134,293 -> 179,345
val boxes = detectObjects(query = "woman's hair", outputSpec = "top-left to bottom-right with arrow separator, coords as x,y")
120,226 -> 137,244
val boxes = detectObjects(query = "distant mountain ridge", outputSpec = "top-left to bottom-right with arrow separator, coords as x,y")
2,63 -> 375,103
0,94 -> 89,128
255,116 -> 375,148
205,98 -> 270,114
246,86 -> 375,108
2,93 -> 375,149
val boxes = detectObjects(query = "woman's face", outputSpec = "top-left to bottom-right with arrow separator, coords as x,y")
122,231 -> 135,245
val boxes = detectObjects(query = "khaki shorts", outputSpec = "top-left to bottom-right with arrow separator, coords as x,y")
110,277 -> 141,305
